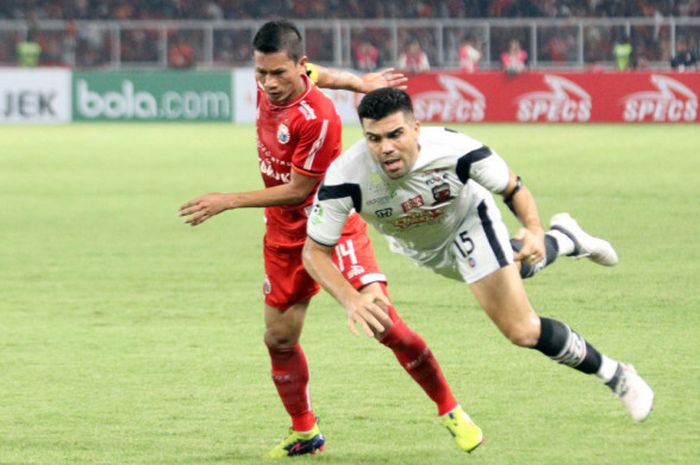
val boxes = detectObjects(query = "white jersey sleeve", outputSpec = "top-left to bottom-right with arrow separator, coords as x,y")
448,130 -> 509,193
467,147 -> 510,194
307,138 -> 368,246
306,182 -> 356,247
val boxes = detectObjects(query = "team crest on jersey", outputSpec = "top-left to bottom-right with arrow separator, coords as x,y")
401,195 -> 424,213
431,183 -> 452,203
277,124 -> 290,144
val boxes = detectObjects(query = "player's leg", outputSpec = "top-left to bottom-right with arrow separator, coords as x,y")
263,242 -> 325,458
336,216 -> 483,453
361,282 -> 484,453
336,217 -> 460,416
455,199 -> 652,421
360,282 -> 458,414
264,302 -> 314,430
512,212 -> 618,279
468,264 -> 654,421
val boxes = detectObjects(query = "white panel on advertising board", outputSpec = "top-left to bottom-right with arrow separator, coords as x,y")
233,68 -> 362,124
0,68 -> 72,124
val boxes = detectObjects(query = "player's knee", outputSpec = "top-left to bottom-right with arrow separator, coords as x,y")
264,327 -> 299,347
503,324 -> 539,348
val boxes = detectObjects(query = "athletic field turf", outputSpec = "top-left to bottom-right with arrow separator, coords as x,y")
1,124 -> 698,465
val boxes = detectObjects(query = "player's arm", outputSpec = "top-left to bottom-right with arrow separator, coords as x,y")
181,113 -> 333,226
501,169 -> 545,264
303,188 -> 391,337
464,143 -> 545,264
302,237 -> 391,337
178,170 -> 317,226
313,64 -> 407,93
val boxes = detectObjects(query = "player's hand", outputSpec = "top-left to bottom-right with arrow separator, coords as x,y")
344,292 -> 393,337
512,227 -> 546,266
179,193 -> 232,226
359,68 -> 408,93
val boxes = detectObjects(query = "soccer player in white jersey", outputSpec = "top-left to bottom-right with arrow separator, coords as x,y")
302,88 -> 654,447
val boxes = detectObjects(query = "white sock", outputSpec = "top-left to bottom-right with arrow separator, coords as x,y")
547,230 -> 575,256
596,355 -> 619,383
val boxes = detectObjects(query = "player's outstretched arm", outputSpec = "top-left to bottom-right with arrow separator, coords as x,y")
179,170 -> 318,226
314,65 -> 407,93
302,238 -> 392,337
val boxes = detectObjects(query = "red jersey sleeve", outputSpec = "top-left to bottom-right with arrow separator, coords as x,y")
290,112 -> 342,178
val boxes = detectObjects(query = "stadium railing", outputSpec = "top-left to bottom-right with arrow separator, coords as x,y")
0,17 -> 698,70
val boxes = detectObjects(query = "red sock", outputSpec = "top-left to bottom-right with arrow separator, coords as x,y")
377,285 -> 458,416
267,343 -> 316,431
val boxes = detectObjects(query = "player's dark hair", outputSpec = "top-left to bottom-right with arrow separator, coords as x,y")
252,20 -> 304,62
357,88 -> 414,122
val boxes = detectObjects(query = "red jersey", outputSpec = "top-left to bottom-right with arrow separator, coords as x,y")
256,73 -> 342,247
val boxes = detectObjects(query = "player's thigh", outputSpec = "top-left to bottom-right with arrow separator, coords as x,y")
469,264 -> 540,345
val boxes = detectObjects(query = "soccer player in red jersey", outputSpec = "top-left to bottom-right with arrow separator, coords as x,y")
179,20 -> 477,457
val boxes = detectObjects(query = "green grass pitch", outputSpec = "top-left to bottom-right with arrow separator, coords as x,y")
1,123 -> 699,465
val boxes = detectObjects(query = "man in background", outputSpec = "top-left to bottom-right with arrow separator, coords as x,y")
17,30 -> 41,67
398,39 -> 430,73
671,37 -> 698,71
501,39 -> 527,75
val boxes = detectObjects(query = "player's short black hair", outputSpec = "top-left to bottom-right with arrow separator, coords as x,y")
357,88 -> 414,122
252,20 -> 304,62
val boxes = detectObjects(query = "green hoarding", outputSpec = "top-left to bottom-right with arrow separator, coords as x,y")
73,71 -> 233,122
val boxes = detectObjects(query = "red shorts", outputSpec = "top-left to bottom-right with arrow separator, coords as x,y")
263,214 -> 386,311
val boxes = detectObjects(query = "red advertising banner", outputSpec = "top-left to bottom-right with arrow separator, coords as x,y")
406,71 -> 700,123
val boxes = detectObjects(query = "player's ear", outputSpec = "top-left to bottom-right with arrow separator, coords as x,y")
413,115 -> 421,135
298,55 -> 308,68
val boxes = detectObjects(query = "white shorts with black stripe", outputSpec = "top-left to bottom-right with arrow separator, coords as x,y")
405,191 -> 514,284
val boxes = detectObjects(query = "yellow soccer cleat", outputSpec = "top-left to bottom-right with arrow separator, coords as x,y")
441,405 -> 484,453
265,423 -> 325,459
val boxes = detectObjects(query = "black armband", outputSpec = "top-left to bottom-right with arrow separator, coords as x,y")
503,176 -> 523,215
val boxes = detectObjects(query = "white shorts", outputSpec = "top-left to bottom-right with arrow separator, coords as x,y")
422,195 -> 514,284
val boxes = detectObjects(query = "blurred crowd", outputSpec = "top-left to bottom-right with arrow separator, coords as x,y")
1,0 -> 699,20
0,0 -> 697,71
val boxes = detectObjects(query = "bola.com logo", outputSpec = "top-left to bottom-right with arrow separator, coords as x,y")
516,75 -> 591,122
621,75 -> 697,122
75,79 -> 231,120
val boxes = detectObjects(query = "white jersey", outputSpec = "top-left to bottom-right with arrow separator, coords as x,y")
307,126 -> 511,270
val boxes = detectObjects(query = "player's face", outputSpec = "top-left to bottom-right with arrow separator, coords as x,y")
254,50 -> 307,103
362,111 -> 421,179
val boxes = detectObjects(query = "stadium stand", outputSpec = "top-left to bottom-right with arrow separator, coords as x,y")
0,1 -> 697,69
